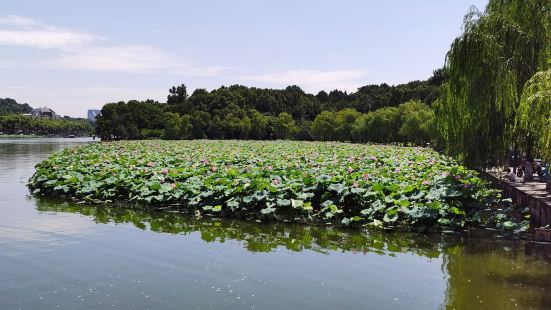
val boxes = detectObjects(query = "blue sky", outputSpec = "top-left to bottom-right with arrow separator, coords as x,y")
0,0 -> 487,117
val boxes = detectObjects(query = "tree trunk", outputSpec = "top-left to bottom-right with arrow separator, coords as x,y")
525,141 -> 534,182
525,163 -> 534,181
512,145 -> 518,174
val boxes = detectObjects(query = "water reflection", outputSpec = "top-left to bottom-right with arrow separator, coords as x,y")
35,198 -> 449,257
0,137 -> 94,183
0,138 -> 97,254
36,199 -> 551,309
444,239 -> 551,309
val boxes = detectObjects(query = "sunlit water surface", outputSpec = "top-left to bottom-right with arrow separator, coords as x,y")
1,137 -> 550,309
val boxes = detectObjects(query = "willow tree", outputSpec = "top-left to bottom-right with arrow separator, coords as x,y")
436,0 -> 550,168
515,69 -> 551,184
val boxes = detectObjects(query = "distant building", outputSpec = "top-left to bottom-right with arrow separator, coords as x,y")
87,109 -> 101,122
31,107 -> 57,118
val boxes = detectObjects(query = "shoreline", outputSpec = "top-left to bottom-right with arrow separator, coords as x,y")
0,134 -> 93,139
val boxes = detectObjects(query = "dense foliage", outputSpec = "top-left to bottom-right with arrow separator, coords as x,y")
0,114 -> 94,136
0,98 -> 32,115
515,69 -> 551,162
436,0 -> 550,167
95,76 -> 443,143
309,100 -> 434,144
29,140 -> 518,230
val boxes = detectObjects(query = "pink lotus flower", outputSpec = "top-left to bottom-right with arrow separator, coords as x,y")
348,167 -> 354,173
422,180 -> 430,185
272,179 -> 280,185
363,174 -> 369,181
161,169 -> 168,175
370,156 -> 377,161
211,166 -> 217,172
147,162 -> 155,167
352,182 -> 359,188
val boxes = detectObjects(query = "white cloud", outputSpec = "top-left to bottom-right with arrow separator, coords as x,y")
0,15 -> 95,49
0,15 -> 41,27
48,45 -> 227,76
0,29 -> 94,49
242,69 -> 367,92
50,45 -> 170,72
0,15 -> 221,76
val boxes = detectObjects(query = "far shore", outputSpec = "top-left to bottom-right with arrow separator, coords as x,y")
0,134 -> 93,139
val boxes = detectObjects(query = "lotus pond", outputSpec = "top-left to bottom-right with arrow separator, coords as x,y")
29,140 -> 522,231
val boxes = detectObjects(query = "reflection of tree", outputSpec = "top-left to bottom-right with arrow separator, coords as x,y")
443,240 -> 551,309
35,198 -> 449,257
34,198 -> 551,309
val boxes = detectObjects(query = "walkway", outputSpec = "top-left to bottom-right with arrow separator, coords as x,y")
483,168 -> 551,227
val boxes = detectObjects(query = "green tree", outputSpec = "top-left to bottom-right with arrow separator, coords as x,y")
436,0 -> 551,168
296,120 -> 313,141
222,113 -> 242,139
274,112 -> 298,140
515,69 -> 551,183
351,114 -> 370,143
311,111 -> 337,141
0,98 -> 32,115
248,109 -> 269,140
355,107 -> 401,143
162,113 -> 182,140
180,114 -> 193,139
190,111 -> 211,139
239,115 -> 252,139
0,114 -> 93,137
335,108 -> 361,141
167,84 -> 188,105
398,100 -> 435,145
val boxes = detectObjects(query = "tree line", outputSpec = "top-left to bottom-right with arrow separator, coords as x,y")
0,98 -> 94,136
311,100 -> 434,144
0,98 -> 33,115
95,76 -> 443,143
0,113 -> 94,136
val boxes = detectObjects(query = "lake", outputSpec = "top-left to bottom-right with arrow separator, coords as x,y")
1,138 -> 550,309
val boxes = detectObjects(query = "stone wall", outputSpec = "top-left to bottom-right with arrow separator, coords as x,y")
480,171 -> 551,228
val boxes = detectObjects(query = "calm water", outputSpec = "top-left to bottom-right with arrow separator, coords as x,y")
1,138 -> 551,310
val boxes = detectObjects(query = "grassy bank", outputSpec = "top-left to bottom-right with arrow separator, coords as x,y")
28,140 -> 522,231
